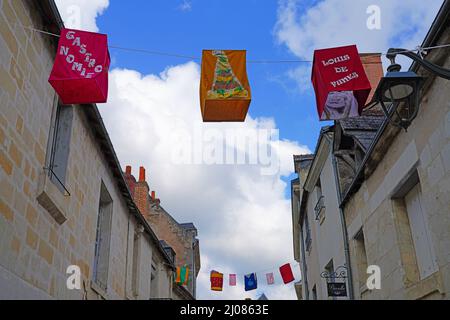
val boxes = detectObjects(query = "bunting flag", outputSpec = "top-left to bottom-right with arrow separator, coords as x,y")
229,274 -> 237,286
244,273 -> 257,291
200,50 -> 251,122
206,261 -> 298,292
266,273 -> 275,285
210,270 -> 224,291
279,263 -> 295,284
49,28 -> 110,105
311,44 -> 371,121
175,266 -> 189,285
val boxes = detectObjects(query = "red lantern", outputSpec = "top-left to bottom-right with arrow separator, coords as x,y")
49,28 -> 110,105
312,45 -> 372,121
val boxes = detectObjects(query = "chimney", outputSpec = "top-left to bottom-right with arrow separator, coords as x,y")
360,53 -> 384,104
151,191 -> 156,200
124,165 -> 136,197
133,166 -> 150,219
139,166 -> 146,182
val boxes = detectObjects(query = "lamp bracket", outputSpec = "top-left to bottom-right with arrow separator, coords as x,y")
387,48 -> 450,80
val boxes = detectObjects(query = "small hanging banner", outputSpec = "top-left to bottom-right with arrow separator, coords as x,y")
200,50 -> 251,122
279,263 -> 295,284
266,273 -> 274,285
311,45 -> 371,121
210,270 -> 224,291
49,28 -> 110,105
244,273 -> 258,291
176,266 -> 189,285
229,274 -> 237,286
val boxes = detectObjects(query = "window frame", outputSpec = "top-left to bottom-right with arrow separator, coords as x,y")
45,100 -> 73,195
92,181 -> 114,291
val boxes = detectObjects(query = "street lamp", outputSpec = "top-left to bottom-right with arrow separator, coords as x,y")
375,47 -> 450,130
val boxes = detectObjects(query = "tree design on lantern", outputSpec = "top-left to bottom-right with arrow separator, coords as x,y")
207,50 -> 249,99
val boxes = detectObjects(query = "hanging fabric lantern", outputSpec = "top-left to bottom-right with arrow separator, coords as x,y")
311,45 -> 372,121
279,263 -> 295,284
200,50 -> 251,122
266,273 -> 275,285
210,270 -> 224,291
49,28 -> 110,105
244,273 -> 257,291
229,274 -> 237,286
175,266 -> 189,285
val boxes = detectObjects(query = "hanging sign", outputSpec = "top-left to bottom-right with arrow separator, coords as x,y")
327,282 -> 348,297
229,274 -> 237,286
210,270 -> 224,291
49,28 -> 110,105
175,266 -> 189,285
279,263 -> 295,284
244,273 -> 258,291
266,273 -> 275,285
200,50 -> 251,122
311,45 -> 372,121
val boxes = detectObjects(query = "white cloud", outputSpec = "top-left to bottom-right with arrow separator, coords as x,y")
274,0 -> 444,90
178,0 -> 192,12
99,62 -> 310,299
55,0 -> 109,32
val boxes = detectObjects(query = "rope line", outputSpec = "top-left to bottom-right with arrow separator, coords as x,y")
108,45 -> 199,60
19,24 -> 450,64
196,261 -> 301,277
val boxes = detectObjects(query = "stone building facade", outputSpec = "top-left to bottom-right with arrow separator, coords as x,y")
124,165 -> 201,298
339,2 -> 450,300
0,0 -> 176,300
292,129 -> 351,300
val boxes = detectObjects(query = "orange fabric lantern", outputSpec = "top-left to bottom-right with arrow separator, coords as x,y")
200,50 -> 251,122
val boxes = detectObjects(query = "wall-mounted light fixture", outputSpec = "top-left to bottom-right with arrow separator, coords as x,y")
375,47 -> 450,130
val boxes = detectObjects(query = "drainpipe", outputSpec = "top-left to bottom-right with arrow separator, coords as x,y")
324,133 -> 355,300
191,238 -> 196,299
299,216 -> 310,300
124,214 -> 131,299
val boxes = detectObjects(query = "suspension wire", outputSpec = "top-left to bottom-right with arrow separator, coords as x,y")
18,23 -> 450,64
196,261 -> 301,277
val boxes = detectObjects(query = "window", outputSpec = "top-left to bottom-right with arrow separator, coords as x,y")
314,196 -> 325,221
93,182 -> 113,291
311,285 -> 317,300
325,260 -> 335,284
354,229 -> 368,289
304,213 -> 312,253
315,178 -> 323,201
314,179 -> 325,221
405,183 -> 438,279
131,227 -> 142,297
150,262 -> 158,298
324,259 -> 335,300
47,102 -> 73,193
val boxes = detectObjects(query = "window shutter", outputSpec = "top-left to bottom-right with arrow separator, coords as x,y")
405,184 -> 438,279
97,203 -> 112,289
51,105 -> 73,186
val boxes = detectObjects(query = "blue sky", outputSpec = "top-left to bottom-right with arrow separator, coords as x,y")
55,0 -> 444,300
